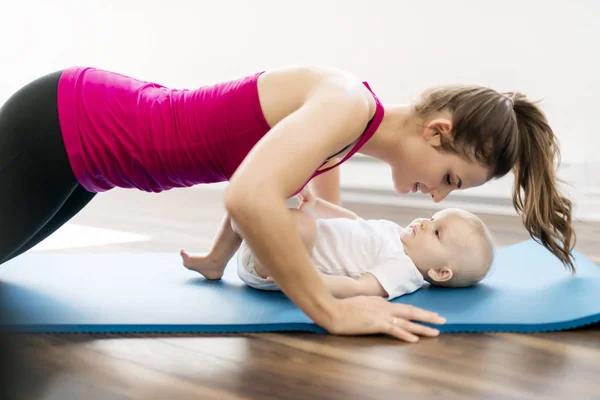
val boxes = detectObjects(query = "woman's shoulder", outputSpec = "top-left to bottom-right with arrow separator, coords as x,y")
263,65 -> 374,98
256,65 -> 377,126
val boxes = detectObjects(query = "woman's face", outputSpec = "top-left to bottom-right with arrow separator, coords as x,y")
390,118 -> 490,203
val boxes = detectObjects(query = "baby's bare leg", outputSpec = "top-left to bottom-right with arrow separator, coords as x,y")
181,213 -> 241,280
235,209 -> 317,279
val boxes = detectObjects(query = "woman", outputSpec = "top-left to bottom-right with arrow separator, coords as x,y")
0,65 -> 574,342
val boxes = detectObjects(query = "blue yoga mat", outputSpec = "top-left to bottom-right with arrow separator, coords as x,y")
0,239 -> 598,334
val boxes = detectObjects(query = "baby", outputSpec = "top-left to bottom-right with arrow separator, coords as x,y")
181,188 -> 495,300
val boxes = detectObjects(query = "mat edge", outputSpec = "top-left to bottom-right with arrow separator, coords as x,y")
1,315 -> 598,335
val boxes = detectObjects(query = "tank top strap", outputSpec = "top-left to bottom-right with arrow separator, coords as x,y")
313,81 -> 384,175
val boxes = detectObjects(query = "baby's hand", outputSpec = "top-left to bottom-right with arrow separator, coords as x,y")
297,187 -> 317,211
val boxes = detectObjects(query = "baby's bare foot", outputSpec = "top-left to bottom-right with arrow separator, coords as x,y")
180,250 -> 225,280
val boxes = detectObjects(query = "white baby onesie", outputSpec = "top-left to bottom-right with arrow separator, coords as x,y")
310,218 -> 424,300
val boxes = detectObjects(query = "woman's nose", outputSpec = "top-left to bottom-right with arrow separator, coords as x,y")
431,187 -> 452,203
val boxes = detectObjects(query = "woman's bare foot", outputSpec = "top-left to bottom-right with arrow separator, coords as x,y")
180,250 -> 226,280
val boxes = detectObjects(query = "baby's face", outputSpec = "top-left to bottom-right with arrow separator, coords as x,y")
400,208 -> 483,277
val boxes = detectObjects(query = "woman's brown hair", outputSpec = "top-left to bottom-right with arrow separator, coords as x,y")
414,85 -> 577,272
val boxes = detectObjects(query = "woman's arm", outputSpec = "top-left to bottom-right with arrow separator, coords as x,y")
226,84 -> 364,329
225,76 -> 444,342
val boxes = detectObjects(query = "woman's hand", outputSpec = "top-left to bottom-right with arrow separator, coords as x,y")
326,296 -> 445,342
266,274 -> 445,342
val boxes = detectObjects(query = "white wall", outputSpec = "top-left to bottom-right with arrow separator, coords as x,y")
1,0 -> 598,216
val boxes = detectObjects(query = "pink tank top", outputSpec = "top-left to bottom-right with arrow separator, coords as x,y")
57,67 -> 384,194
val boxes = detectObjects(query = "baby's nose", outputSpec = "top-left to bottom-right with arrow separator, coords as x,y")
420,218 -> 435,232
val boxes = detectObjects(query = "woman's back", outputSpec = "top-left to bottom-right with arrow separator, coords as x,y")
58,67 -> 273,192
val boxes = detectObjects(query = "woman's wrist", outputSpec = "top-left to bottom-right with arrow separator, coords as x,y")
309,293 -> 342,331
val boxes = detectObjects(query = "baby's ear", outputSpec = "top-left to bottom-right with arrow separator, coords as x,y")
427,267 -> 453,282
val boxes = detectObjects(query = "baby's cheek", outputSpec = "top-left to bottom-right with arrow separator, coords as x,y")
441,246 -> 459,265
424,241 -> 443,261
417,242 -> 434,261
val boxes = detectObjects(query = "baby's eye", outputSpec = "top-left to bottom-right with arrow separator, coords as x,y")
435,230 -> 440,238
445,174 -> 452,186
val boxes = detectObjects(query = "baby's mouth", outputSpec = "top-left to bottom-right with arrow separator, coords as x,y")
404,225 -> 417,237
412,182 -> 420,193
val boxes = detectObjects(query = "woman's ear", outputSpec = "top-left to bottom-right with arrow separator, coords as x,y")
423,118 -> 453,147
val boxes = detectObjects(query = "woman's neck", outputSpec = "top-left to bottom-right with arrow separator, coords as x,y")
359,104 -> 416,162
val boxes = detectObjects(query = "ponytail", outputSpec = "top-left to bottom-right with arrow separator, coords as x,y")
415,84 -> 576,272
509,93 -> 577,272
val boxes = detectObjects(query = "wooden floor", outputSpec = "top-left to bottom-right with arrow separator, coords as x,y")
2,188 -> 599,400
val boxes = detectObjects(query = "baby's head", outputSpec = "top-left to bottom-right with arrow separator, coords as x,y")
400,208 -> 494,288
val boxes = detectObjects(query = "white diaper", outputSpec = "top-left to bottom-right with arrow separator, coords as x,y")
236,240 -> 281,291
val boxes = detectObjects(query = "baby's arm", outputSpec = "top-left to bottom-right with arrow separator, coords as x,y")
310,252 -> 425,299
265,272 -> 386,298
298,187 -> 358,220
318,273 -> 388,298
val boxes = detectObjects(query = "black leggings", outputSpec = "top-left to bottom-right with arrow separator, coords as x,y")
0,70 -> 96,266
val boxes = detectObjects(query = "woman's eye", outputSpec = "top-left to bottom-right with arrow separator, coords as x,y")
445,174 -> 452,185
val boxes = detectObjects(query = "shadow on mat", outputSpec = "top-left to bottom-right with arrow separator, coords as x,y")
185,277 -> 287,296
391,283 -> 499,313
184,276 -> 298,307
